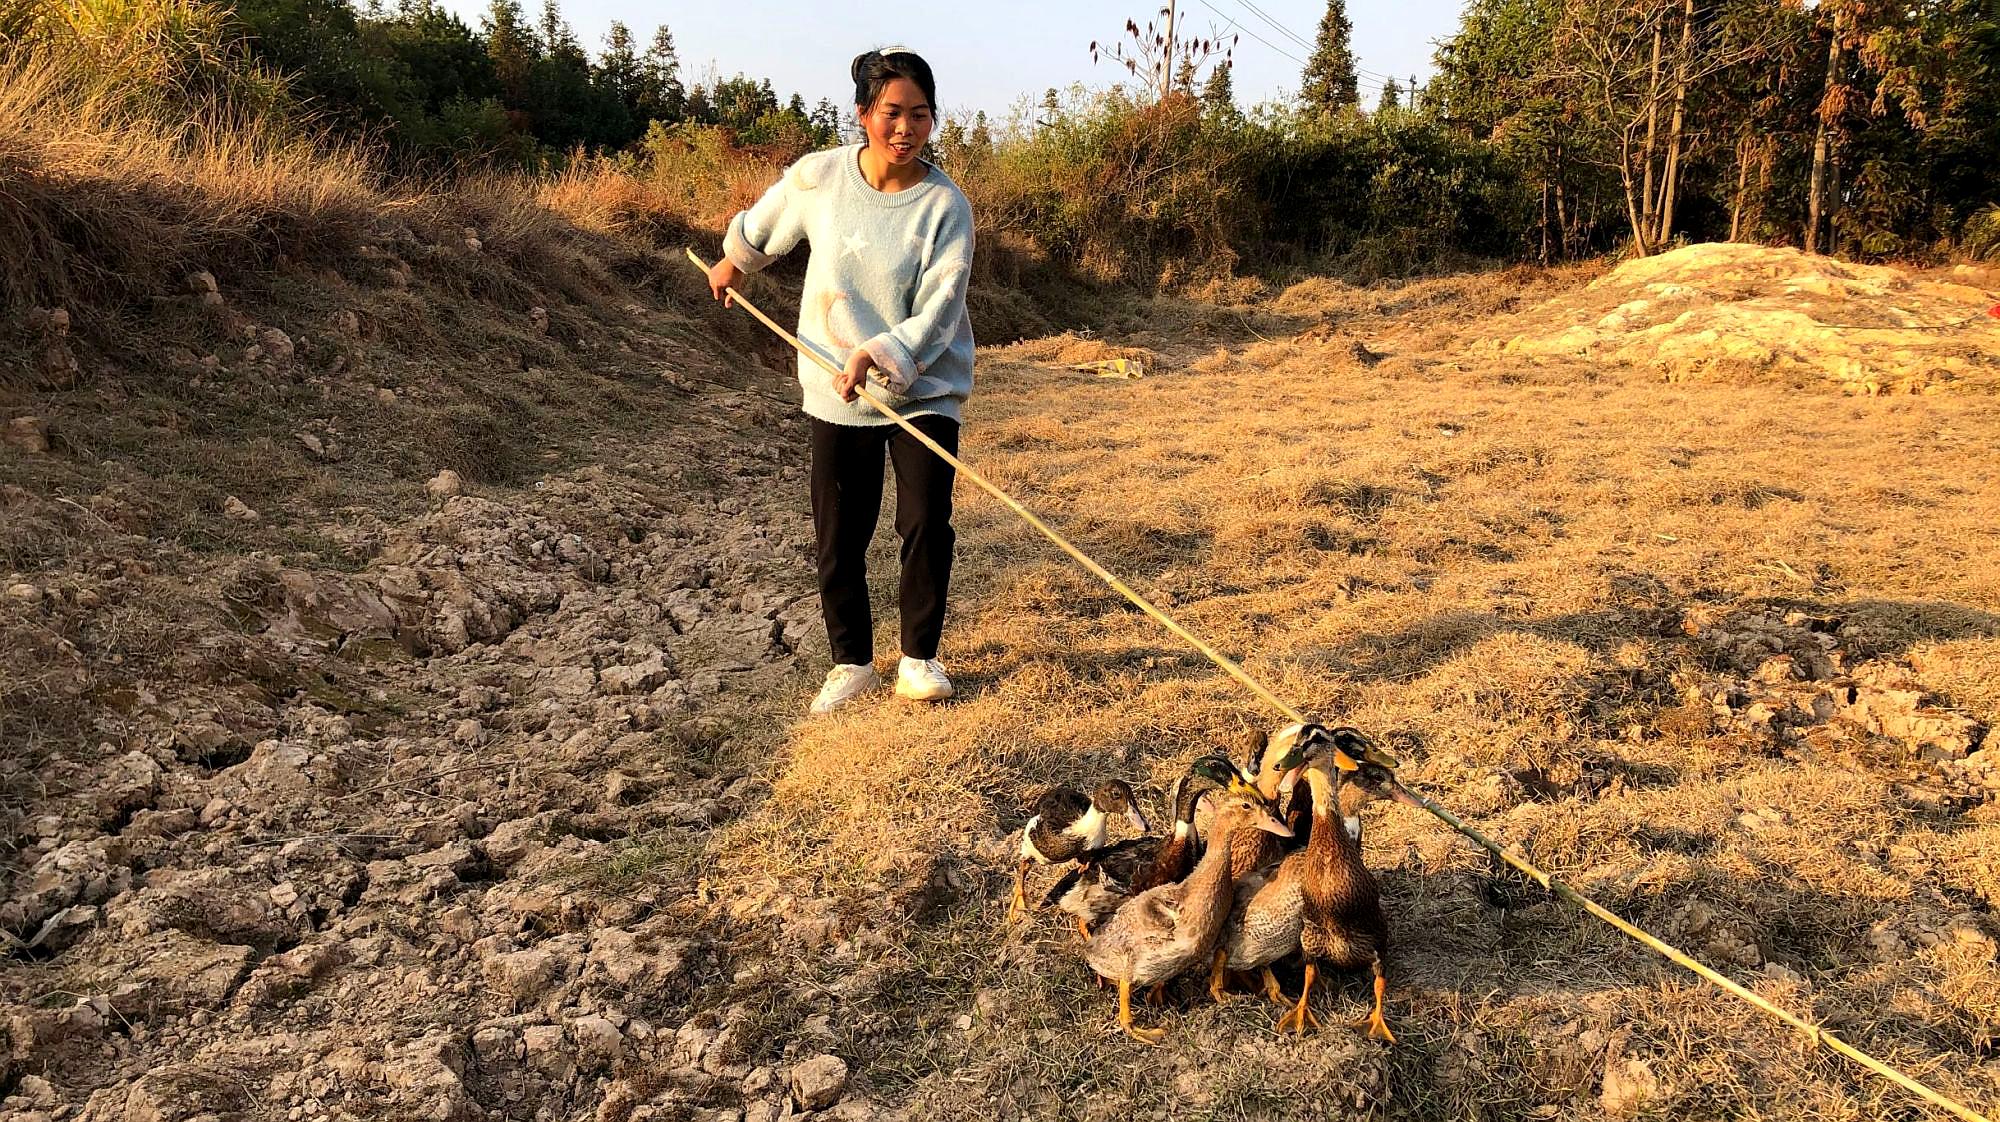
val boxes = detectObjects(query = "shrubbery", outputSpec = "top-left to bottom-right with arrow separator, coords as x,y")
934,90 -> 1534,287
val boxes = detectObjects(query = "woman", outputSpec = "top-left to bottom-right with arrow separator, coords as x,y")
706,47 -> 975,715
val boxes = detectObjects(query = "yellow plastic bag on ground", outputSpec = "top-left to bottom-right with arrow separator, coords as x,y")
1069,358 -> 1145,379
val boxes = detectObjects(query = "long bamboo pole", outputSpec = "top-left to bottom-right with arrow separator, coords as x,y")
684,247 -> 1993,1122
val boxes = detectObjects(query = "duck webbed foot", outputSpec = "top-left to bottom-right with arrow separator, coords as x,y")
1353,962 -> 1396,1043
1207,950 -> 1237,1003
1275,963 -> 1322,1035
1117,977 -> 1166,1045
1258,967 -> 1288,1006
1075,916 -> 1093,942
1007,859 -> 1030,923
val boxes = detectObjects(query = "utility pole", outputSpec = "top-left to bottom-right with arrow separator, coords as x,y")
1162,1 -> 1177,100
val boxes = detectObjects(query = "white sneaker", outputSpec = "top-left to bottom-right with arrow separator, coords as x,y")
810,663 -> 881,714
895,656 -> 954,702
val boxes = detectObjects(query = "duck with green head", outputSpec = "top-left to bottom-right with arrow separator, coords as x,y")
1047,755 -> 1241,939
1010,778 -> 1147,923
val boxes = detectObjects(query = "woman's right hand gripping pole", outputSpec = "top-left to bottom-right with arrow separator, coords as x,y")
706,258 -> 745,307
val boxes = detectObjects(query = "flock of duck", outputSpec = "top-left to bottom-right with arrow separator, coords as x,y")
1010,723 -> 1420,1044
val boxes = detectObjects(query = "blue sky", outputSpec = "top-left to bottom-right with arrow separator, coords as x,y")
435,0 -> 1470,125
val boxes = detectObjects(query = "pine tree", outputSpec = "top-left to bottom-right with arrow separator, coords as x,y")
482,0 -> 536,106
599,21 -> 640,113
536,0 -> 573,57
1379,76 -> 1402,112
1174,57 -> 1197,94
809,97 -> 841,143
637,25 -> 684,123
1300,0 -> 1359,114
1200,60 -> 1236,116
969,110 -> 992,154
937,116 -> 966,157
382,0 -> 497,116
1039,87 -> 1060,132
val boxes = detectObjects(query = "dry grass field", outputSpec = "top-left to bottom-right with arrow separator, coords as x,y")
712,252 -> 2000,1121
4,217 -> 1997,1119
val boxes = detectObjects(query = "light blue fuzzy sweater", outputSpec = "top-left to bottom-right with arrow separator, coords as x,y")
723,143 -> 976,427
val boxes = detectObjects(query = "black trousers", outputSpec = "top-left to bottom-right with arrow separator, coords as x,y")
809,415 -> 959,666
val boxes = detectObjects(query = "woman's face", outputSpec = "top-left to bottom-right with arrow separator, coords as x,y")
857,76 -> 934,165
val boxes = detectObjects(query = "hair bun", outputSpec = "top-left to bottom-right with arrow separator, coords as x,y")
850,50 -> 878,84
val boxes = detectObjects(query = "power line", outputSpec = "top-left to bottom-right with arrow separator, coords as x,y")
1196,0 -> 1307,66
1220,0 -> 1404,85
1231,0 -> 1314,50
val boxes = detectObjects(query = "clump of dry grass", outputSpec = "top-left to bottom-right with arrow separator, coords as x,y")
534,156 -> 698,248
0,54 -> 375,315
628,126 -> 790,233
993,332 -> 1160,370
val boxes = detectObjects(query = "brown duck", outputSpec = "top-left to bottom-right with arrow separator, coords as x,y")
1216,741 -> 1415,1020
1280,727 -> 1418,1041
1083,784 -> 1292,1044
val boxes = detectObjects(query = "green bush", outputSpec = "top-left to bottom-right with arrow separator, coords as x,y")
945,89 -> 1531,288
1964,204 -> 2000,262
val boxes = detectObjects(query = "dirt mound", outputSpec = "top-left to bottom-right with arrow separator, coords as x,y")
1488,243 -> 2000,393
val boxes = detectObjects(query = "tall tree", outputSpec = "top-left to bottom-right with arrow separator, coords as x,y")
637,25 -> 684,124
936,115 -> 966,158
536,0 -> 574,58
1554,0 -> 1774,255
1378,76 -> 1403,112
810,97 -> 841,141
1300,0 -> 1359,114
1805,0 -> 1857,254
599,20 -> 640,115
381,0 -> 496,113
482,0 -> 535,106
1200,59 -> 1237,118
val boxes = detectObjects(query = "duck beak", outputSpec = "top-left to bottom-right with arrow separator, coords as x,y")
1277,766 -> 1304,798
1327,726 -> 1397,770
1332,750 -> 1361,772
1387,780 -> 1425,809
1126,807 -> 1150,833
1256,808 -> 1295,838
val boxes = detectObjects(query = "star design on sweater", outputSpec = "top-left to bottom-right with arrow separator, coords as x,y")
842,231 -> 870,259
